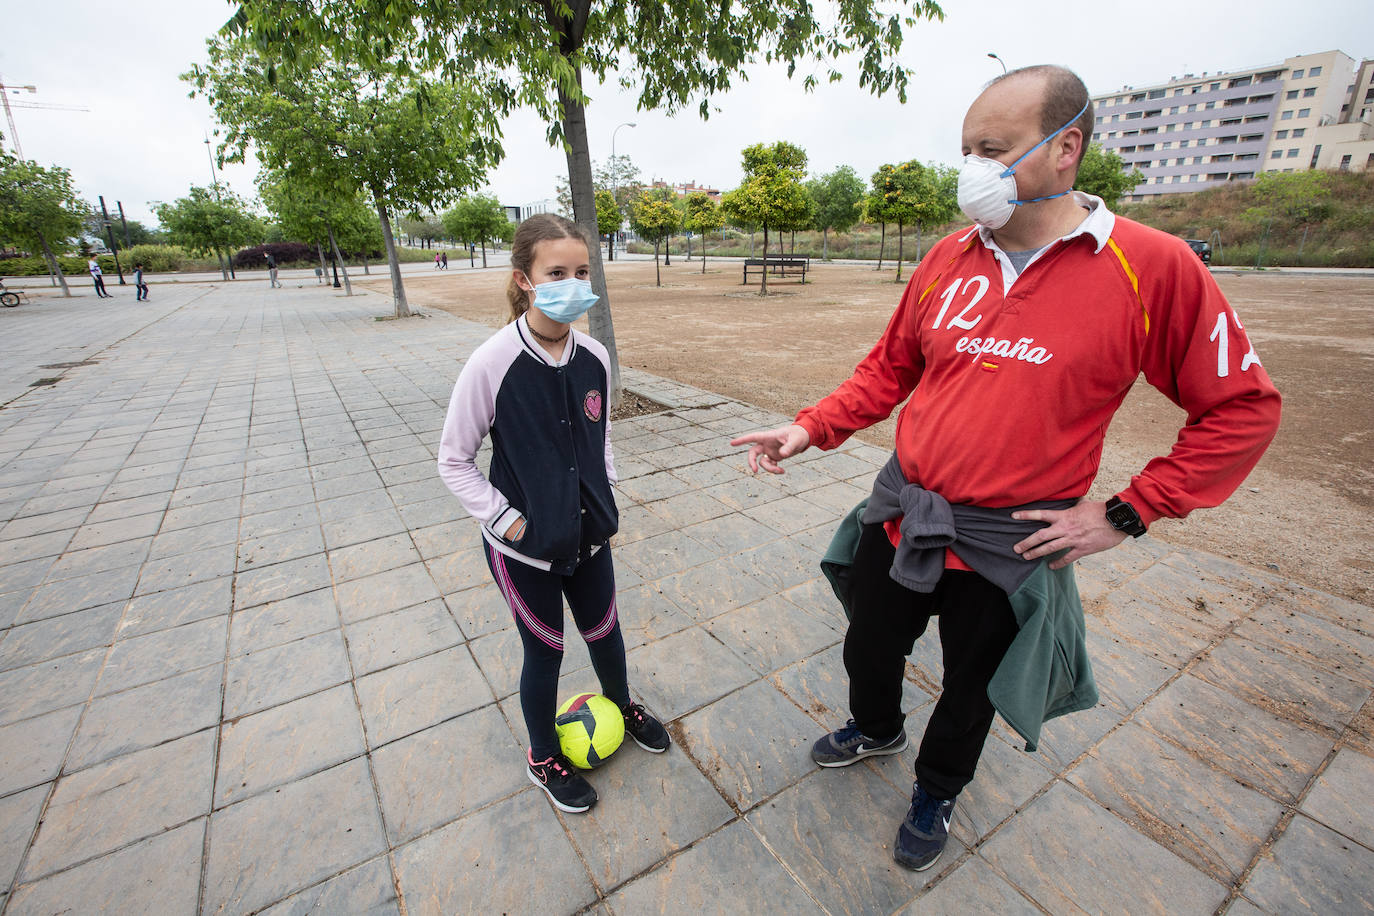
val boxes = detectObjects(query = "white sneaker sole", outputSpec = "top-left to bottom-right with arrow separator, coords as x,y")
527,768 -> 595,813
630,733 -> 670,753
813,733 -> 909,768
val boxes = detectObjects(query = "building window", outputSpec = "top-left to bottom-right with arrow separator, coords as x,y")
1286,90 -> 1299,100
1238,153 -> 1259,161
1092,132 -> 1101,140
1213,153 -> 1233,163
1241,134 -> 1264,142
1340,154 -> 1352,170
1154,176 -> 1165,184
1292,68 -> 1304,79
1270,150 -> 1283,159
1287,148 -> 1299,157
1148,89 -> 1166,99
1120,145 -> 1136,153
1298,108 -> 1310,118
1210,82 -> 1221,91
1194,156 -> 1205,164
1189,174 -> 1199,181
1309,144 -> 1322,168
1365,89 -> 1374,102
1244,115 -> 1269,123
1187,104 -> 1197,112
1220,118 -> 1242,126
1180,139 -> 1190,147
1275,130 -> 1288,139
1184,121 -> 1194,129
1281,110 -> 1293,120
1200,120 -> 1211,128
1309,66 -> 1322,77
1249,94 -> 1273,104
1126,111 -> 1143,119
1170,106 -> 1180,114
1162,141 -> 1173,149
1111,114 -> 1120,122
1292,128 -> 1305,137
1303,87 -> 1316,97
1171,175 -> 1182,183
1205,101 -> 1216,109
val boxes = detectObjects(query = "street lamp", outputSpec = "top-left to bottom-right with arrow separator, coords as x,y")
610,121 -> 636,257
987,52 -> 1007,74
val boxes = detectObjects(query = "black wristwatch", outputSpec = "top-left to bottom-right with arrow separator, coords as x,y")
1105,496 -> 1147,538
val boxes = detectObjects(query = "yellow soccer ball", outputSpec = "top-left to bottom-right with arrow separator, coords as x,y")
555,693 -> 625,769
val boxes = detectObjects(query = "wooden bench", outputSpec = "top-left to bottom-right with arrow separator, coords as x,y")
742,256 -> 809,284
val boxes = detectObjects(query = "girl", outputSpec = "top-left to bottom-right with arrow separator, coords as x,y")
437,213 -> 669,813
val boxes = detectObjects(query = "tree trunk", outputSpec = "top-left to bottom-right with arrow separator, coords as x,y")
374,195 -> 411,318
915,227 -> 923,263
317,243 -> 328,281
877,223 -> 886,270
664,234 -> 671,266
480,241 -> 488,269
701,235 -> 707,274
759,226 -> 769,296
823,227 -> 829,260
654,241 -> 661,286
557,62 -> 622,406
36,232 -> 71,297
749,232 -> 754,256
607,233 -> 613,263
216,250 -> 229,281
362,250 -> 370,275
328,223 -> 353,296
895,223 -> 904,282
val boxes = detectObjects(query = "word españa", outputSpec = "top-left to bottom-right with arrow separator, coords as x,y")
953,335 -> 1054,365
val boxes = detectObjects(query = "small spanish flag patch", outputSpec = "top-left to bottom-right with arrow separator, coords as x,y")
980,361 -> 999,372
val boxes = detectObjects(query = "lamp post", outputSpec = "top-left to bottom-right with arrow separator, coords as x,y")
987,52 -> 1007,74
98,195 -> 126,285
610,121 -> 636,258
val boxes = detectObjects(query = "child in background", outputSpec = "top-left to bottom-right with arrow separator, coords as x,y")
437,213 -> 669,813
133,263 -> 149,301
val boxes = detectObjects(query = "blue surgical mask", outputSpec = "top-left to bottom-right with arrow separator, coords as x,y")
529,277 -> 599,324
957,99 -> 1090,229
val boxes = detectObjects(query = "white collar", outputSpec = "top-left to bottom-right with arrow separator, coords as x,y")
961,191 -> 1116,256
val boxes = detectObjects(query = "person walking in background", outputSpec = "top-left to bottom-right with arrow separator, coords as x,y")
266,251 -> 282,288
314,264 -> 324,285
441,251 -> 448,269
435,251 -> 442,269
437,213 -> 671,815
87,257 -> 111,298
133,262 -> 149,301
731,64 -> 1281,873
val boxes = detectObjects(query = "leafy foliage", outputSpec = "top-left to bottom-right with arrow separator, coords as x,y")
1075,144 -> 1143,205
721,142 -> 811,293
0,156 -> 88,295
442,195 -> 513,268
1248,170 -> 1334,225
153,185 -> 263,260
807,165 -> 866,237
629,191 -> 681,286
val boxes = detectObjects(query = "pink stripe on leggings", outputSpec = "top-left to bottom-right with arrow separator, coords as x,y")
581,594 -> 618,642
491,547 -> 564,651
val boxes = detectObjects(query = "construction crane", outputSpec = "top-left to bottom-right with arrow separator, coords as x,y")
0,77 -> 89,159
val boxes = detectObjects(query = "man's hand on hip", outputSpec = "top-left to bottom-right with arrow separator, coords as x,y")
1011,500 -> 1128,570
729,424 -> 810,475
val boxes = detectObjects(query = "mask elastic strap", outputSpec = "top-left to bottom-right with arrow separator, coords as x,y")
999,98 -> 1091,179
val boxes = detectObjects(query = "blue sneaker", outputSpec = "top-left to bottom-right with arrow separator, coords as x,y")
894,782 -> 956,871
810,719 -> 908,767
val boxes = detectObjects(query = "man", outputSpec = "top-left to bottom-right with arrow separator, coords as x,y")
87,257 -> 111,298
265,251 -> 281,288
731,65 -> 1280,872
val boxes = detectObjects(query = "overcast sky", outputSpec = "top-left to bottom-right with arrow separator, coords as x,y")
3,1 -> 1371,226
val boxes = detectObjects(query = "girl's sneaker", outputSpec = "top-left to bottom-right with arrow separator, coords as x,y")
622,703 -> 671,752
527,750 -> 597,813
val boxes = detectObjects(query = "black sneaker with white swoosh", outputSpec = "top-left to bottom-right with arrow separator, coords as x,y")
894,781 -> 957,871
809,719 -> 909,767
527,750 -> 598,813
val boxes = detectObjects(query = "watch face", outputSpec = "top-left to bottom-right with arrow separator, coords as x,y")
1106,503 -> 1132,527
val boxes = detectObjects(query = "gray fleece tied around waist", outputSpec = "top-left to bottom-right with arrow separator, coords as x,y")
861,452 -> 1075,596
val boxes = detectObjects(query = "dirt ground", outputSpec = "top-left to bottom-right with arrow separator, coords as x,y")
370,258 -> 1374,606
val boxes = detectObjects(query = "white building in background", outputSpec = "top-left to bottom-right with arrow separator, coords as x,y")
510,199 -> 559,223
1091,49 -> 1374,200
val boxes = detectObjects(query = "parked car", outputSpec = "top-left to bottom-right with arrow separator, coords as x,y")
1185,238 -> 1212,264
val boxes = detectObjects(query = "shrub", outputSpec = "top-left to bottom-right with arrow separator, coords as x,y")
122,244 -> 188,273
0,254 -> 117,277
234,242 -> 315,269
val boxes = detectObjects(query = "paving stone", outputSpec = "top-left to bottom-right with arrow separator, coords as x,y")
203,760 -> 387,916
237,524 -> 326,571
1032,696 -> 1130,770
0,648 -> 102,727
1084,624 -> 1180,710
224,628 -> 351,718
16,564 -> 141,624
68,663 -> 223,772
216,684 -> 366,807
744,493 -> 848,535
145,516 -> 239,560
372,705 -> 527,844
344,599 -> 462,675
118,576 -> 232,638
0,704 -> 81,795
97,615 -> 227,696
65,511 -> 163,552
161,495 -> 241,532
238,504 -> 319,542
654,555 -> 778,622
613,529 -> 718,581
706,595 -> 842,676
734,536 -> 824,593
443,583 -> 511,641
1068,721 -> 1285,881
985,781 -> 1229,911
679,679 -> 827,811
328,532 -> 422,583
0,603 -> 123,672
135,541 -> 237,596
234,552 -> 332,610
679,512 -> 784,555
229,587 -> 339,656
410,520 -> 469,561
6,818 -> 203,916
257,856 -> 400,916
609,503 -> 674,546
391,789 -> 594,915
22,730 -> 214,881
356,647 -> 491,747
1301,747 -> 1374,848
1243,813 -> 1374,913
0,785 -> 47,894
613,584 -> 694,650
607,820 -> 817,912
423,545 -> 488,595
625,625 -> 758,721
334,562 -> 441,624
0,530 -> 80,569
748,765 -> 940,913
902,854 -> 1042,914
84,492 -> 171,526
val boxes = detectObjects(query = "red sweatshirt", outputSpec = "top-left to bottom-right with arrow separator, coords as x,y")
795,197 -> 1281,529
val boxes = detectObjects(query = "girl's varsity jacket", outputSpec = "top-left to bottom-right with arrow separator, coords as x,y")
438,314 -> 618,574
795,194 -> 1282,527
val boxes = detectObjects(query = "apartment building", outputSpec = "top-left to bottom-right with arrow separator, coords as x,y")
1091,49 -> 1374,199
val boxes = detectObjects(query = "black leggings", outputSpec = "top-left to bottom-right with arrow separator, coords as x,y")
484,540 -> 630,760
843,522 -> 1019,800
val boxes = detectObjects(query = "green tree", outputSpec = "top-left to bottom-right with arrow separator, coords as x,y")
259,169 -> 381,291
1249,170 -> 1334,226
720,141 -> 810,295
0,157 -> 87,296
1075,144 -> 1144,205
227,0 -> 947,399
862,189 -> 888,270
595,189 -> 621,262
187,33 -> 501,317
154,184 -> 262,281
682,192 -> 725,274
807,165 -> 865,260
628,191 -> 680,287
442,195 -> 512,269
399,214 -> 446,249
873,160 -> 959,280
